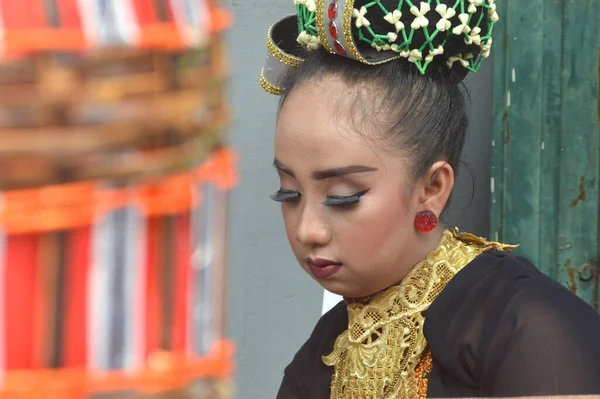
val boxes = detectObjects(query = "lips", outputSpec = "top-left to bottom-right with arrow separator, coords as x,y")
307,258 -> 342,279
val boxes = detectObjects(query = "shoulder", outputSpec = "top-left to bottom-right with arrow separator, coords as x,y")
313,300 -> 349,338
289,299 -> 348,363
424,250 -> 600,389
425,249 -> 596,323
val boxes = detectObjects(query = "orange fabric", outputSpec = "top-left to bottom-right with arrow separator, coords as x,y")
136,24 -> 186,49
209,8 -> 233,32
3,29 -> 86,54
0,148 -> 238,235
0,339 -> 234,397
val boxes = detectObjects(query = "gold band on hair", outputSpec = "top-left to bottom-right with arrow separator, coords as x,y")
315,0 -> 336,54
260,69 -> 283,95
342,0 -> 367,63
266,25 -> 303,67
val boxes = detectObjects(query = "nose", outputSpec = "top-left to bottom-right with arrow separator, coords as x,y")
295,204 -> 331,247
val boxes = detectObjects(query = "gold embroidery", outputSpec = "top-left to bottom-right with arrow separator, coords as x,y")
323,229 -> 516,399
415,350 -> 433,399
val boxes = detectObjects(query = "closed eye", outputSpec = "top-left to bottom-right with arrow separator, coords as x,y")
323,189 -> 369,207
271,188 -> 300,203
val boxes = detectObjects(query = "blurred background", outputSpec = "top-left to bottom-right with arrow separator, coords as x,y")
0,0 -> 595,398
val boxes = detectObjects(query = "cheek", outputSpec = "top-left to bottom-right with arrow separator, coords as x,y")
336,195 -> 412,259
280,206 -> 300,250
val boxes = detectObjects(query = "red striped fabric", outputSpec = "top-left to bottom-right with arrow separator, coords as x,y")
4,234 -> 39,369
171,213 -> 191,351
56,0 -> 84,28
145,218 -> 163,358
63,226 -> 90,368
131,0 -> 159,24
0,0 -> 47,29
164,0 -> 176,22
0,0 -> 225,55
32,234 -> 55,369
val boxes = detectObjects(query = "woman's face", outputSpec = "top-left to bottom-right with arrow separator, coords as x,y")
274,78 -> 435,298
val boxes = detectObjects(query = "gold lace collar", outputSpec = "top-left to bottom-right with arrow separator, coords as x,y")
323,229 -> 516,399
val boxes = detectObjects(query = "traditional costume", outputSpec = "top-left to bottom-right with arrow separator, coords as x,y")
260,1 -> 600,397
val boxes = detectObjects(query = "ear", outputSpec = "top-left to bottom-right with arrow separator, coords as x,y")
414,161 -> 455,217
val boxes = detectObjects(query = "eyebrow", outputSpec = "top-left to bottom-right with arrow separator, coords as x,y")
273,159 -> 377,180
273,158 -> 296,177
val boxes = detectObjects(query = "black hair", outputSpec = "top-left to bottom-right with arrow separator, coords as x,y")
278,0 -> 480,183
280,52 -> 470,181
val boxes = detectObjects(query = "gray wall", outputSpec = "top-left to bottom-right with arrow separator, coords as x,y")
225,1 -> 493,398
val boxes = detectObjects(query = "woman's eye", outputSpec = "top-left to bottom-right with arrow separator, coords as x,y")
271,188 -> 301,203
323,189 -> 370,207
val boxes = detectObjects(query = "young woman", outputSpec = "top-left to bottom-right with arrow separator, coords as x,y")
260,1 -> 600,397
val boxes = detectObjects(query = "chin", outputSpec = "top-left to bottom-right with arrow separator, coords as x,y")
317,279 -> 373,299
300,266 -> 378,298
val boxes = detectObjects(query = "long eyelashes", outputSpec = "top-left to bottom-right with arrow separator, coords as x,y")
271,189 -> 300,203
322,189 -> 369,207
271,189 -> 369,207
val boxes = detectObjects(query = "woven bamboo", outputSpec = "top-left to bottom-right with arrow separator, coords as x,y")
0,41 -> 229,189
0,1 -> 235,398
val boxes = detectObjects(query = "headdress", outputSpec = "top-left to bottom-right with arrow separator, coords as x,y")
261,0 -> 499,95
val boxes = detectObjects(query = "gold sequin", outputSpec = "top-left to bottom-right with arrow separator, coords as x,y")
315,0 -> 335,54
415,350 -> 433,399
260,69 -> 283,95
266,25 -> 303,68
323,229 -> 516,399
343,0 -> 367,63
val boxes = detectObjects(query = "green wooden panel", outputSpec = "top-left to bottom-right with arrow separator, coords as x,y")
491,0 -> 600,310
489,0 -> 507,245
556,0 -> 600,308
491,0 -> 545,265
503,0 -> 545,266
538,0 -> 563,282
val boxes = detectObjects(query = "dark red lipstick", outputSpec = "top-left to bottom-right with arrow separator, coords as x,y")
307,258 -> 342,279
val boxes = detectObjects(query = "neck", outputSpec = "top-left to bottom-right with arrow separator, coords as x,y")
393,224 -> 445,285
415,225 -> 446,265
346,226 -> 447,303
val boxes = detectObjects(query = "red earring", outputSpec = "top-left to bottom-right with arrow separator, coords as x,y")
414,210 -> 437,233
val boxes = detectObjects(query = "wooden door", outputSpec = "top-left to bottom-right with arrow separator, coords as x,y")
490,0 -> 600,309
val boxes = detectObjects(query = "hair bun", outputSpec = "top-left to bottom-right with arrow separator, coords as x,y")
260,0 -> 498,95
354,0 -> 496,75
